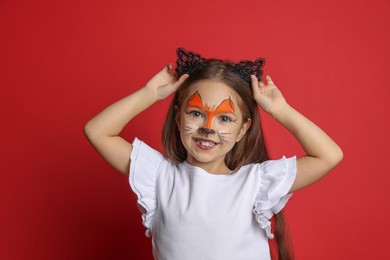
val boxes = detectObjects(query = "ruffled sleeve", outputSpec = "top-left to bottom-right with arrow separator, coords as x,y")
253,156 -> 297,239
129,138 -> 164,237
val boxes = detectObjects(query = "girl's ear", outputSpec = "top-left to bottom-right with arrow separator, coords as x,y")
236,118 -> 252,142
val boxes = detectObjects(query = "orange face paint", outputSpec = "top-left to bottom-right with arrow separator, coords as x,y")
186,91 -> 235,128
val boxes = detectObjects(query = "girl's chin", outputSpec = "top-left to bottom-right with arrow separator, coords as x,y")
186,155 -> 225,167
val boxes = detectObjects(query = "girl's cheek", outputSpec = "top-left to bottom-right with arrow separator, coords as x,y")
182,115 -> 204,127
180,120 -> 201,133
215,121 -> 240,131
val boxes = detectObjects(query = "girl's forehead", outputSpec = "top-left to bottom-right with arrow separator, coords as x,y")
185,80 -> 241,107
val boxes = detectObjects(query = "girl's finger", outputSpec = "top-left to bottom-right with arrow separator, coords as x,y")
266,75 -> 274,85
251,75 -> 260,97
259,81 -> 266,88
250,75 -> 259,93
173,74 -> 189,89
163,64 -> 169,72
162,63 -> 174,75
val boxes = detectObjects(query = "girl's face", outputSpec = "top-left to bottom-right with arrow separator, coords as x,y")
176,80 -> 252,174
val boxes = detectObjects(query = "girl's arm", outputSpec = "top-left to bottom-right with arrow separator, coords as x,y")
84,64 -> 188,176
251,75 -> 343,193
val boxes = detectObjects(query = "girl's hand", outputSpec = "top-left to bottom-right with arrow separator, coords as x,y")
250,75 -> 287,115
144,63 -> 189,101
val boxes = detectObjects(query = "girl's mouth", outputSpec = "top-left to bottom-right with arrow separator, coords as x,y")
194,139 -> 218,150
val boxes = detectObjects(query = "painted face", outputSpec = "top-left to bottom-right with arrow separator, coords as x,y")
177,80 -> 251,174
186,90 -> 235,129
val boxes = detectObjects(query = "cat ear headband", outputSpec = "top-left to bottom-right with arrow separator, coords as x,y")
175,47 -> 266,83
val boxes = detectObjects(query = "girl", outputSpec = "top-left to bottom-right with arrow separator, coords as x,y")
84,48 -> 343,260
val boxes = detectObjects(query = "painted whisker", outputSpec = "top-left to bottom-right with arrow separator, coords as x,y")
218,131 -> 232,143
184,125 -> 198,136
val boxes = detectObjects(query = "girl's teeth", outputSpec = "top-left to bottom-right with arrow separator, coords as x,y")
199,141 -> 214,147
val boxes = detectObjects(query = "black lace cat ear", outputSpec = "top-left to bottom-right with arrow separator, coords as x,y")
229,58 -> 266,83
175,48 -> 208,77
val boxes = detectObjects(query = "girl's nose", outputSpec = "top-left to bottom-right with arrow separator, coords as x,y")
205,116 -> 213,129
198,127 -> 216,136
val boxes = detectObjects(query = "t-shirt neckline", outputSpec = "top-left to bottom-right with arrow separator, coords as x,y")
181,161 -> 235,179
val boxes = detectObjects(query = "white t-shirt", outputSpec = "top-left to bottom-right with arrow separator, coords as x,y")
129,138 -> 296,260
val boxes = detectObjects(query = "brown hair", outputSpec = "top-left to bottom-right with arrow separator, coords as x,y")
162,59 -> 294,260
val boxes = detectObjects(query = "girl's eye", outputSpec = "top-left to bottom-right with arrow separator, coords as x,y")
220,116 -> 232,122
189,111 -> 202,118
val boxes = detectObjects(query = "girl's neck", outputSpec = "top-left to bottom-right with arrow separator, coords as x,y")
185,158 -> 231,175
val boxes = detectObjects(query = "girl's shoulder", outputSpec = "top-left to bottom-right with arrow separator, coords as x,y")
240,156 -> 297,176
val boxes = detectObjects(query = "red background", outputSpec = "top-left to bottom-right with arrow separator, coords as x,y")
1,0 -> 389,259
